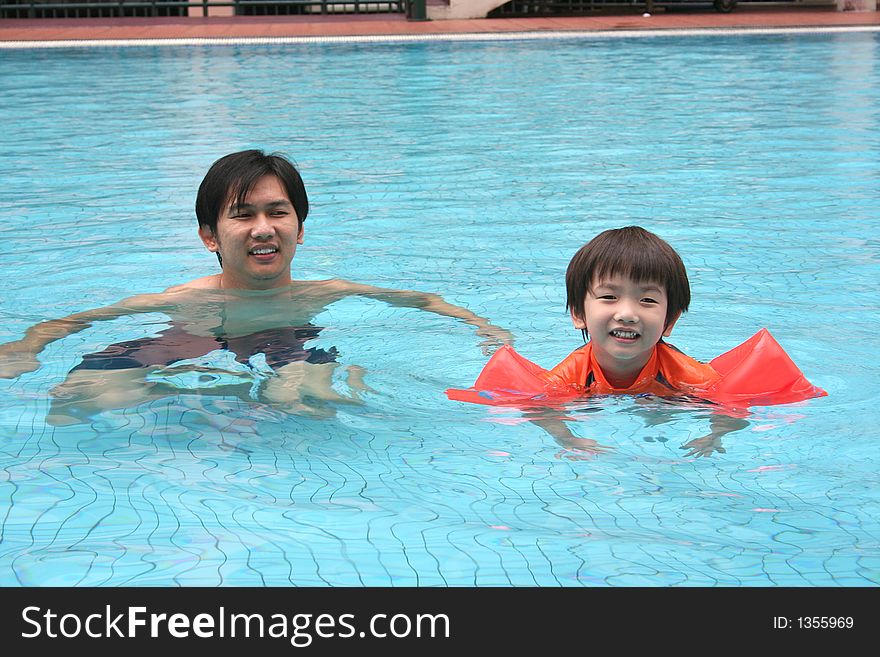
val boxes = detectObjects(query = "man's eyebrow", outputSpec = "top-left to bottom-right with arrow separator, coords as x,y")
227,199 -> 293,212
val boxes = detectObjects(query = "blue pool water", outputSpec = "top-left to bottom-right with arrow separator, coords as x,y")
0,31 -> 878,586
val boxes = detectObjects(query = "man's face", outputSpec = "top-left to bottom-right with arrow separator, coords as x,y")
571,274 -> 678,380
199,175 -> 303,290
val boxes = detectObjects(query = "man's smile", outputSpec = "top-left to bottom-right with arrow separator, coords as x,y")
249,245 -> 279,262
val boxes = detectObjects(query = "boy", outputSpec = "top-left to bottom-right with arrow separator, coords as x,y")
547,225 -> 720,396
451,226 -> 823,456
448,226 -> 741,458
537,226 -> 734,457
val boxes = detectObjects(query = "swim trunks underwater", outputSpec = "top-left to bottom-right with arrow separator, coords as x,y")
71,324 -> 338,372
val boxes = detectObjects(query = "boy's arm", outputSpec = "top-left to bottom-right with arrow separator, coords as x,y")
0,292 -> 174,378
523,408 -> 612,458
680,411 -> 749,458
327,280 -> 514,353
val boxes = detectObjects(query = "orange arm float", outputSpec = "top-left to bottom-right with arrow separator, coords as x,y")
446,329 -> 826,408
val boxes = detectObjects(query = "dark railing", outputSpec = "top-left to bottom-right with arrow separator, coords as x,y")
235,1 -> 404,15
488,0 -> 820,15
492,0 -> 631,12
0,0 -> 187,16
0,0 -> 408,19
489,0 -> 678,13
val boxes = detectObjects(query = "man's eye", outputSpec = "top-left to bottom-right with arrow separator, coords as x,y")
270,211 -> 289,217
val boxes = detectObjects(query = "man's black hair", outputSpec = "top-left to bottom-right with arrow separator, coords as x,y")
195,150 -> 309,265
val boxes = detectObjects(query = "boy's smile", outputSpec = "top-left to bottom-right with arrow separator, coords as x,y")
572,275 -> 679,387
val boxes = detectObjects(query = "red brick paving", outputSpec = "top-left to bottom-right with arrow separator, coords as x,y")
0,8 -> 878,43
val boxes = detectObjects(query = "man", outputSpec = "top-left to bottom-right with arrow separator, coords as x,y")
0,150 -> 512,424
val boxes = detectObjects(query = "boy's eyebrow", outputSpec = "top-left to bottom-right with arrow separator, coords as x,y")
592,281 -> 665,294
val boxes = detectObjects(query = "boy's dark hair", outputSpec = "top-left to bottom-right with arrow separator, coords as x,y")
195,150 -> 309,264
565,226 -> 690,331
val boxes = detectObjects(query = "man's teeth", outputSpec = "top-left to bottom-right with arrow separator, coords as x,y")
610,329 -> 639,339
251,247 -> 277,255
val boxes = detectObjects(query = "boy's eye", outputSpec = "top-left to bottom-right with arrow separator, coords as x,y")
597,295 -> 616,300
641,297 -> 658,304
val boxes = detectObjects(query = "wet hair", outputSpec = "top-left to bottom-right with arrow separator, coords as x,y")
195,150 -> 309,265
565,226 -> 690,336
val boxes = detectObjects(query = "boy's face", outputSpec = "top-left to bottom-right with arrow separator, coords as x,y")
571,274 -> 679,378
199,175 -> 304,290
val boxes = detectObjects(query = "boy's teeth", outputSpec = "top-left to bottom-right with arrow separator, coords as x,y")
611,329 -> 638,338
251,247 -> 277,255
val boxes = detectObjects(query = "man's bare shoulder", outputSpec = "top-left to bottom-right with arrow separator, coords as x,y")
60,288 -> 185,321
165,275 -> 221,293
301,278 -> 391,295
108,288 -> 191,313
299,278 -> 358,292
98,278 -> 217,314
295,278 -> 424,302
283,278 -> 359,302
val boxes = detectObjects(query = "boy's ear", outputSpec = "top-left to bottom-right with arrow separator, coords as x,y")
297,224 -> 304,245
662,312 -> 682,337
569,308 -> 587,330
199,225 -> 218,253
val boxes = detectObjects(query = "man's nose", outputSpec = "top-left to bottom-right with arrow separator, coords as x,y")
250,213 -> 275,238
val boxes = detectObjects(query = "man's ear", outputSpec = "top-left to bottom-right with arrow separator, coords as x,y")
570,308 -> 587,330
662,312 -> 682,337
297,224 -> 304,245
199,225 -> 218,252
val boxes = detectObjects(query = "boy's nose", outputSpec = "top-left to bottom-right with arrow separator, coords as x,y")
614,303 -> 639,323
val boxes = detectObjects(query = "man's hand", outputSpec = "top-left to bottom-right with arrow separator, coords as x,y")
475,325 -> 515,355
0,341 -> 40,378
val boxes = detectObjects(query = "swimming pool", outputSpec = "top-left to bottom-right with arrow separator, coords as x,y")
0,30 -> 878,586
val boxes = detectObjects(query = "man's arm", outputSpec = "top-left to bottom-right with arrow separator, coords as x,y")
326,280 -> 515,353
0,292 -> 175,378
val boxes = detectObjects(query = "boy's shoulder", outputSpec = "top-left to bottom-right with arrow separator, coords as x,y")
547,343 -> 593,388
656,341 -> 720,387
